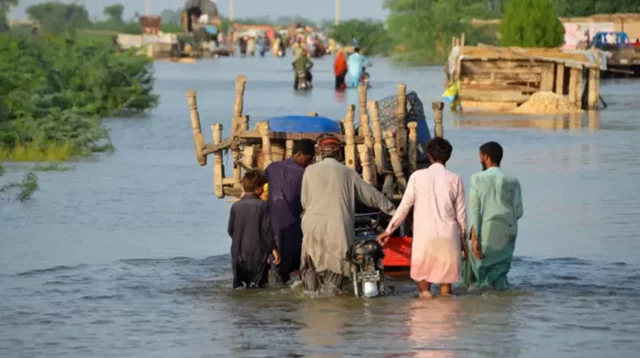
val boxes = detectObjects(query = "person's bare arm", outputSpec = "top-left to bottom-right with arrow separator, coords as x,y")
376,174 -> 415,245
385,174 -> 416,234
353,170 -> 396,216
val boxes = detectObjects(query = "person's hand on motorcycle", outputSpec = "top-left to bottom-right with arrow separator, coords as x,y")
376,232 -> 391,246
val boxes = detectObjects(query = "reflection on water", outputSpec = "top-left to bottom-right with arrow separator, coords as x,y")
452,112 -> 601,132
1,58 -> 640,357
406,295 -> 523,358
408,299 -> 464,358
298,299 -> 349,349
511,142 -> 603,175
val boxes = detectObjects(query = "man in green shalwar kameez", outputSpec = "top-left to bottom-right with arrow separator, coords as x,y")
463,142 -> 523,289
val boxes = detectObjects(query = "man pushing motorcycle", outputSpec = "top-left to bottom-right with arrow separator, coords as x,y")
292,49 -> 313,90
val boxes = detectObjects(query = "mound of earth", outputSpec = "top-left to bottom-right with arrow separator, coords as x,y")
512,92 -> 583,114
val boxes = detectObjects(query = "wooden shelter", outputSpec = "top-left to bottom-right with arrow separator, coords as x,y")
186,75 -> 445,201
139,16 -> 162,35
448,39 -> 605,111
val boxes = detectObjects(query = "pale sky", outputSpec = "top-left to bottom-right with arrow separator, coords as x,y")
12,0 -> 389,22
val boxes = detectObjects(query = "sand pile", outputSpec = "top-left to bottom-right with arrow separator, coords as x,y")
512,92 -> 582,114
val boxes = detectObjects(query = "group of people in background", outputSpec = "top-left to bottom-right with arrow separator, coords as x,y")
220,26 -> 327,59
333,47 -> 373,90
227,136 -> 524,298
236,34 -> 270,57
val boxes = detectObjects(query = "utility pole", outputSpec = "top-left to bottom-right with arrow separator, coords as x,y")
229,0 -> 234,21
335,0 -> 340,26
145,0 -> 151,16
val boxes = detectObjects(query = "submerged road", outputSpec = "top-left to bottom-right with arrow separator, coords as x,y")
1,56 -> 640,357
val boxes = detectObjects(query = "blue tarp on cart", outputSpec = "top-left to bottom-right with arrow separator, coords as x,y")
267,116 -> 342,134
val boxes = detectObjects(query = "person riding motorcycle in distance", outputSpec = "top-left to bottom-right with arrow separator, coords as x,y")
346,47 -> 372,88
292,49 -> 313,89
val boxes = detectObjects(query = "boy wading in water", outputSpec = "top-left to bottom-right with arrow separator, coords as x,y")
227,170 -> 281,289
378,138 -> 468,298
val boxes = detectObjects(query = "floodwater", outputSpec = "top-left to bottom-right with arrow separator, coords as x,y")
2,56 -> 640,357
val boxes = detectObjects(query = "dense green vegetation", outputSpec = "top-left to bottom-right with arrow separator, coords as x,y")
25,2 -> 91,34
452,0 -> 640,17
0,166 -> 39,201
0,31 -> 158,160
0,0 -> 15,31
552,0 -> 640,17
383,0 -> 499,64
382,0 -> 638,63
0,162 -> 39,201
103,4 -> 125,24
0,2 -> 158,200
501,0 -> 565,47
327,19 -> 392,56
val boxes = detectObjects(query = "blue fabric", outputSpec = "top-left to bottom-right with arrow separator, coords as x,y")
443,95 -> 456,104
204,25 -> 217,35
346,53 -> 372,88
267,116 -> 341,133
416,118 -> 430,152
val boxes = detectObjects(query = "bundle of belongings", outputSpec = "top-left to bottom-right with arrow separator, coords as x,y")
363,91 -> 431,164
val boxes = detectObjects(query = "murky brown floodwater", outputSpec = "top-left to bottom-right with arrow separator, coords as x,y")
1,56 -> 640,357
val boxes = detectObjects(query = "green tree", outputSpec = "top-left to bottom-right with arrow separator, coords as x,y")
552,0 -> 640,17
160,8 -> 182,24
103,4 -> 124,24
500,0 -> 565,47
0,32 -> 158,159
328,19 -> 392,56
26,2 -> 91,34
0,0 -> 18,32
384,0 -> 497,63
273,15 -> 317,26
0,0 -> 17,13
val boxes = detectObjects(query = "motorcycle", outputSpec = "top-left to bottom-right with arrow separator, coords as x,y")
295,70 -> 312,90
347,239 -> 385,298
347,212 -> 386,298
360,67 -> 371,87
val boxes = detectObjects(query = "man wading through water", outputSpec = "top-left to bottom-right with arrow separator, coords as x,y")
264,139 -> 316,284
463,142 -> 523,289
299,135 -> 396,294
